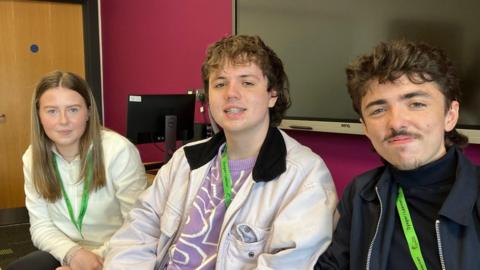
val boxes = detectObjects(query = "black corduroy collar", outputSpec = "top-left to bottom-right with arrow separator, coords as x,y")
184,127 -> 287,182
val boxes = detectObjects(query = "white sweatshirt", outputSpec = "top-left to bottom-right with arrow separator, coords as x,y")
23,130 -> 147,263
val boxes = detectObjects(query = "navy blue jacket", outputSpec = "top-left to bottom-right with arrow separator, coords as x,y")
316,148 -> 480,270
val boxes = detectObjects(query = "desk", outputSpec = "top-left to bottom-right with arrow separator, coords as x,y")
145,172 -> 156,186
144,161 -> 163,186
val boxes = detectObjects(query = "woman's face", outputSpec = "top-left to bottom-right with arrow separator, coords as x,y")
38,87 -> 89,157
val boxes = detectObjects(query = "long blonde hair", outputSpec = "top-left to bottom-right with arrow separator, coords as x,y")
30,70 -> 106,202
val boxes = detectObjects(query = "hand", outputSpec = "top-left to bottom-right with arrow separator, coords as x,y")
56,267 -> 72,270
69,248 -> 103,270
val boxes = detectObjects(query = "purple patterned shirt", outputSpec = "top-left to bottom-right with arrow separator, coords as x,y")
166,145 -> 256,269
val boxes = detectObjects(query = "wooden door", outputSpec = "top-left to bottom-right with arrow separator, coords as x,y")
0,0 -> 85,208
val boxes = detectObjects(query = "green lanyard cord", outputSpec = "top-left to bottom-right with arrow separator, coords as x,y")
220,148 -> 233,208
52,151 -> 93,237
396,186 -> 428,270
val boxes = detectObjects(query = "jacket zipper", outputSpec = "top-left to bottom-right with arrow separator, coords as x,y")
217,204 -> 243,269
364,191 -> 447,270
366,186 -> 383,270
216,180 -> 255,269
435,220 -> 447,270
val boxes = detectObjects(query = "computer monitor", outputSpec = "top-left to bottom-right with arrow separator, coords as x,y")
126,94 -> 195,162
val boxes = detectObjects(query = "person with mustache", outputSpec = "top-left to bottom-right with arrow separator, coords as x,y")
104,35 -> 337,270
315,40 -> 480,270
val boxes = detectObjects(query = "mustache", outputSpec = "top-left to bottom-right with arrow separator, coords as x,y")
383,129 -> 421,142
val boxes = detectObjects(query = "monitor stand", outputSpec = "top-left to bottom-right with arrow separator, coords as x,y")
164,115 -> 177,163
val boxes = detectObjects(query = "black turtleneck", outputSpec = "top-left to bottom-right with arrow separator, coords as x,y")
387,147 -> 457,270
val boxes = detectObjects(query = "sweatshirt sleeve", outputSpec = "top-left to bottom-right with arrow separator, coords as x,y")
91,134 -> 148,257
106,134 -> 148,219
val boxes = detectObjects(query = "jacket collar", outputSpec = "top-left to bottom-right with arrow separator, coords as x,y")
359,167 -> 390,202
184,127 -> 287,182
360,147 -> 479,226
438,148 -> 479,226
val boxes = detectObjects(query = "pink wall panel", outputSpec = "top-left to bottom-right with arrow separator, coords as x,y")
101,0 -> 231,134
100,0 -> 231,162
100,1 -> 480,196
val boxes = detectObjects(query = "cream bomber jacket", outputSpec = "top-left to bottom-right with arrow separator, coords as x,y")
104,128 -> 338,269
23,130 -> 147,263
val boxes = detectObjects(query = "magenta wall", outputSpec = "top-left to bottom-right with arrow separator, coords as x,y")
100,0 -> 231,162
100,1 -> 480,196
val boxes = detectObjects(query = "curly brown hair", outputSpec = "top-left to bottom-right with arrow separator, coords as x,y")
346,40 -> 468,148
201,35 -> 290,127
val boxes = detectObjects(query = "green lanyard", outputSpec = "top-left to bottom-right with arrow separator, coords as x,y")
52,151 -> 93,237
220,148 -> 233,208
396,186 -> 428,270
